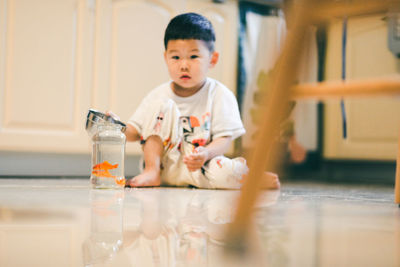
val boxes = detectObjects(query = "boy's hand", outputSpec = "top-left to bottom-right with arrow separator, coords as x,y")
105,110 -> 121,121
183,146 -> 209,172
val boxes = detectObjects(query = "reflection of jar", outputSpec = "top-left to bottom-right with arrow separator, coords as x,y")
90,123 -> 126,189
82,190 -> 124,265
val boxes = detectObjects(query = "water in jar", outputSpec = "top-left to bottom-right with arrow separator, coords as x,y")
91,125 -> 125,189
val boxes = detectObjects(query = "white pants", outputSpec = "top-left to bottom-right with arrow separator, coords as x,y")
138,98 -> 248,189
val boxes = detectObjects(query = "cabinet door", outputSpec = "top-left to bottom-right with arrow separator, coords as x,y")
93,0 -> 182,154
324,15 -> 400,160
0,0 -> 94,153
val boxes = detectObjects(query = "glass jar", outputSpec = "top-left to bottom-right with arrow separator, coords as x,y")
90,123 -> 126,189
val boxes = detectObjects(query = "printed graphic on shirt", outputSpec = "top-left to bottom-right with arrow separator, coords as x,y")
179,113 -> 211,152
153,111 -> 164,133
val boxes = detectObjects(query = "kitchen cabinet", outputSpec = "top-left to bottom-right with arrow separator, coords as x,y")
323,14 -> 400,160
0,0 -> 94,153
0,0 -> 238,155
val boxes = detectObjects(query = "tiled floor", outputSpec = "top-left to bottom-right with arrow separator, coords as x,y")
0,179 -> 399,267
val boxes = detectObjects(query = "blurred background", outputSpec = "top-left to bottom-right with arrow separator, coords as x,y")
0,0 -> 399,185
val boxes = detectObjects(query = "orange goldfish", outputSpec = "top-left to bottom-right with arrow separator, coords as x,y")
91,170 -> 116,178
92,161 -> 125,186
115,178 -> 125,186
93,161 -> 118,171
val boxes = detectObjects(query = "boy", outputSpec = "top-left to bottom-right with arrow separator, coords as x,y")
112,13 -> 279,189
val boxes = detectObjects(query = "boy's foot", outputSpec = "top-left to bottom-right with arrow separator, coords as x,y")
242,171 -> 280,190
260,171 -> 280,190
289,138 -> 307,163
126,170 -> 161,187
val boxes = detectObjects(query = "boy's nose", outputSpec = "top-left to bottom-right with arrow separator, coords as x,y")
180,60 -> 189,70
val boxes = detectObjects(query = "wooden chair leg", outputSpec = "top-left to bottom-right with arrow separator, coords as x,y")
226,0 -> 400,251
225,0 -> 313,247
395,128 -> 400,205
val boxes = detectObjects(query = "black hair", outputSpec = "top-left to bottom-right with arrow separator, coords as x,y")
164,13 -> 216,52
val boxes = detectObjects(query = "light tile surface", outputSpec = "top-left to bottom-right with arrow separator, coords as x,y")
0,179 -> 399,267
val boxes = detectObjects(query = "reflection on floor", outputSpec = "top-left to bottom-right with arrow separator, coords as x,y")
0,179 -> 399,267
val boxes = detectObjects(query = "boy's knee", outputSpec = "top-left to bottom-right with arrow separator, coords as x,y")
140,98 -> 181,145
205,156 -> 248,189
146,135 -> 163,144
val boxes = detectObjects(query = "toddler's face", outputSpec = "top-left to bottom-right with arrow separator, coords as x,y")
164,39 -> 218,96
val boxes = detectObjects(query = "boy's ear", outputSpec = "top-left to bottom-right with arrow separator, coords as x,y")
209,51 -> 219,68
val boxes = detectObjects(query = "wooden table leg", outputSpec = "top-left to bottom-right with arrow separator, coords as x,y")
225,0 -> 313,249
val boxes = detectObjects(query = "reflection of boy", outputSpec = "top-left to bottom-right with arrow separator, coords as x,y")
112,13 -> 279,189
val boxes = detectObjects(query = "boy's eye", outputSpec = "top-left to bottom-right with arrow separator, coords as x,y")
190,55 -> 199,59
172,56 -> 179,60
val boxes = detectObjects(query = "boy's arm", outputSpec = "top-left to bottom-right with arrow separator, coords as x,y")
125,124 -> 141,142
183,136 -> 232,172
203,136 -> 232,160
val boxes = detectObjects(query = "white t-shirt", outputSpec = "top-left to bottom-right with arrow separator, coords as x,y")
128,77 -> 245,147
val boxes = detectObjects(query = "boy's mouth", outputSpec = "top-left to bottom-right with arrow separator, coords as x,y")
180,75 -> 191,80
